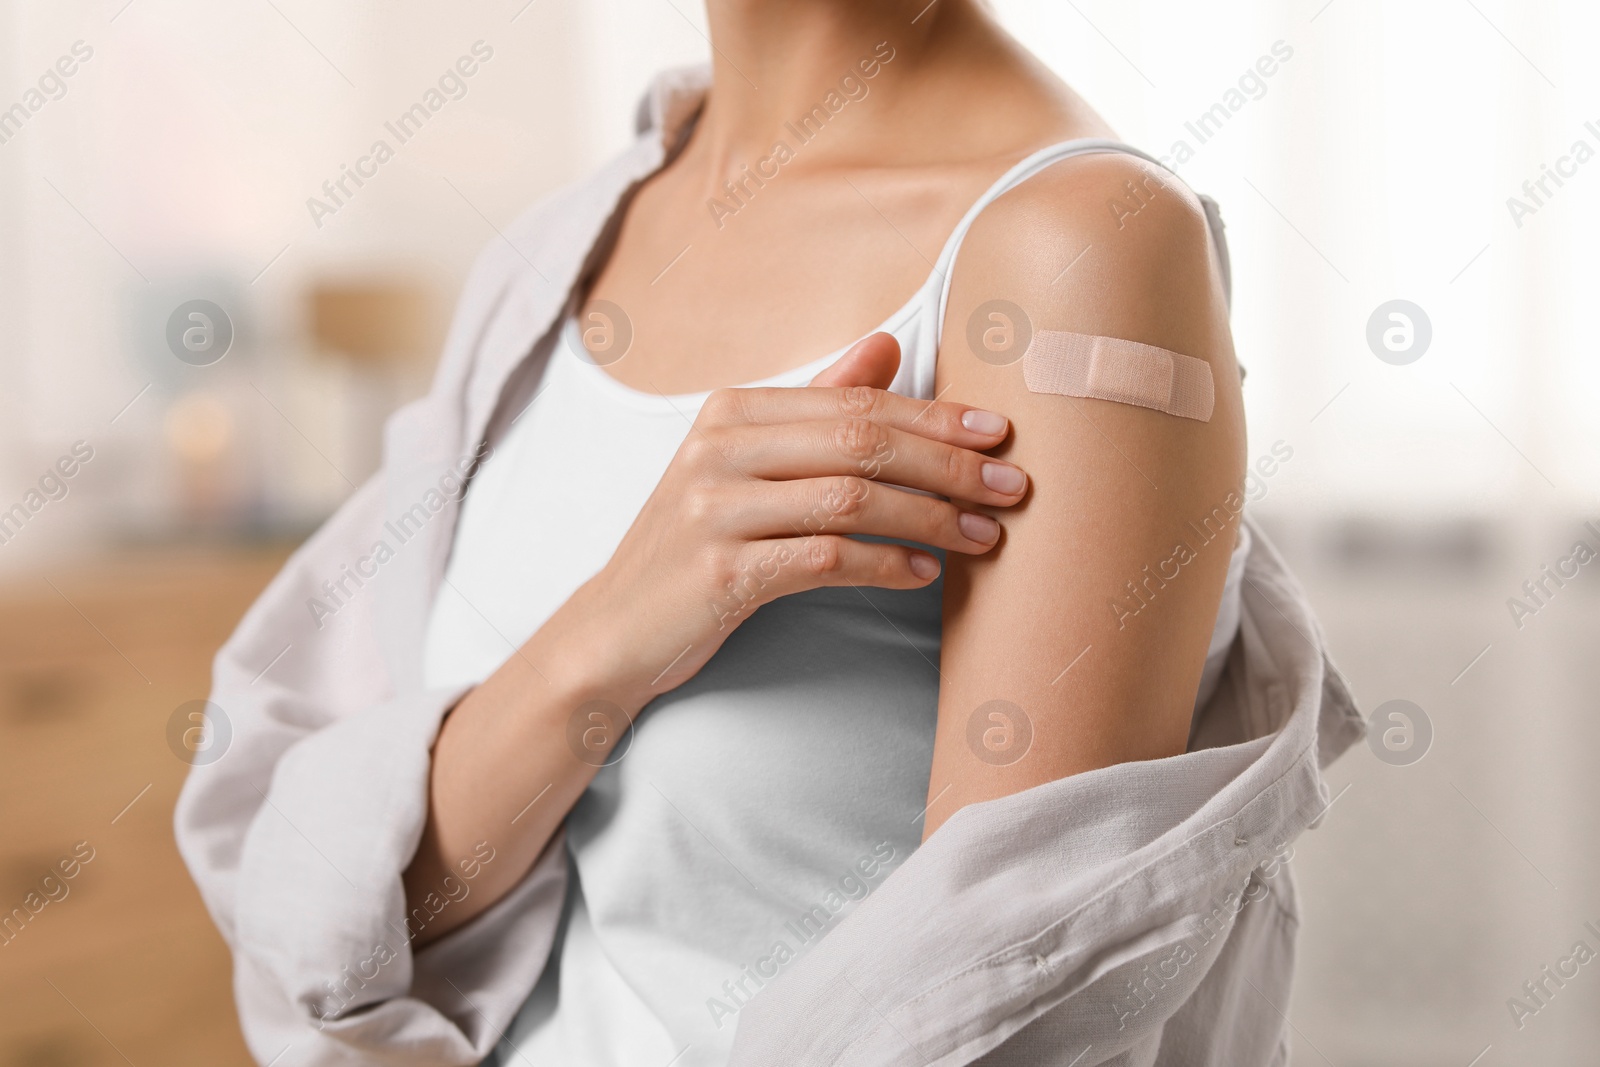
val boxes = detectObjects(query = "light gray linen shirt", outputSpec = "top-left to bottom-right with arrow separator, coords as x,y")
174,66 -> 1365,1067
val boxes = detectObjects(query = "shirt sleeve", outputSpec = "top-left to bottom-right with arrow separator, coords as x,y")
174,223 -> 574,1065
724,523 -> 1362,1067
172,459 -> 570,1065
168,108 -> 680,1066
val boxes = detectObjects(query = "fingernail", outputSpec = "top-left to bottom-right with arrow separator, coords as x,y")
909,552 -> 941,580
961,409 -> 1008,436
958,512 -> 1000,544
981,462 -> 1026,495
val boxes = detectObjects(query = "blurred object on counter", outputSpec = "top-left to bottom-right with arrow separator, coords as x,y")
162,388 -> 237,533
307,277 -> 442,484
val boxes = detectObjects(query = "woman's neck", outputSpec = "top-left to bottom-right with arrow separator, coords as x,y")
689,0 -> 991,177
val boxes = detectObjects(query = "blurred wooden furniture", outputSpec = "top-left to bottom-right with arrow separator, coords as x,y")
307,279 -> 437,368
0,545 -> 293,1067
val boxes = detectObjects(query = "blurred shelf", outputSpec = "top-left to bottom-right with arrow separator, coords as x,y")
0,544 -> 294,1067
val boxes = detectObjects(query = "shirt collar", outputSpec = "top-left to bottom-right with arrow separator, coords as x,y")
634,64 -> 712,148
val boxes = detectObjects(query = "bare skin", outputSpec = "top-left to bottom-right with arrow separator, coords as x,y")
592,0 -> 1111,394
404,0 -> 1244,944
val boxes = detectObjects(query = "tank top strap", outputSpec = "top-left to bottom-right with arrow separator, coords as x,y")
927,138 -> 1233,340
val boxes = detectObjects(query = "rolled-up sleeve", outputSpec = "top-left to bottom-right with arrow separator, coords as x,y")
173,466 -> 570,1064
175,244 -> 572,1066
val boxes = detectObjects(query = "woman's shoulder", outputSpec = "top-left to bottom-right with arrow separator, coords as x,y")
925,59 -> 1224,324
953,144 -> 1222,330
933,129 -> 1243,457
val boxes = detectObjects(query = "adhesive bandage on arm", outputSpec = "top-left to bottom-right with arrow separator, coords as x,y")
1022,331 -> 1215,422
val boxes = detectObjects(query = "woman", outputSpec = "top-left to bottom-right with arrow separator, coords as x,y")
178,3 -> 1361,1065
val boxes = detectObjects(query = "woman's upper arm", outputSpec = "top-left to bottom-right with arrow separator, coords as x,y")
923,152 -> 1247,838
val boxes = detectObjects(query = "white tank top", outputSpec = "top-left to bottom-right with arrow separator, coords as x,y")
423,139 -> 1250,1067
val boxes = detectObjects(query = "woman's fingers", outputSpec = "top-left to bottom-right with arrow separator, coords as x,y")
806,331 -> 902,390
697,420 -> 1027,507
732,535 -> 943,602
703,383 -> 1010,452
719,477 -> 1001,553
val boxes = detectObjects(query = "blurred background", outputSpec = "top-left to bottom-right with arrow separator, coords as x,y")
1,0 -> 1596,1064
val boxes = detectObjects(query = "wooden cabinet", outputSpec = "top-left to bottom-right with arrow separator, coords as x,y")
0,546 -> 293,1067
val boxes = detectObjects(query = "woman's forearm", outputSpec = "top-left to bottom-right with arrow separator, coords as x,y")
401,607 -> 626,948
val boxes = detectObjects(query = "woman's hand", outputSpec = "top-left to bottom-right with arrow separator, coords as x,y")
550,330 -> 1029,714
404,331 -> 1026,946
